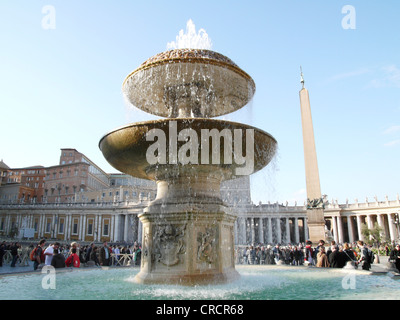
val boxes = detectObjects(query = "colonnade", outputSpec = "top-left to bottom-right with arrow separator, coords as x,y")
326,212 -> 399,244
1,201 -> 399,246
234,216 -> 309,245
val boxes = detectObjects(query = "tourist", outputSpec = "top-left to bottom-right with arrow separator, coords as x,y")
51,248 -> 66,268
132,243 -> 141,266
99,241 -> 111,266
249,246 -> 256,265
326,240 -> 336,260
297,243 -> 304,265
342,242 -> 356,266
273,244 -> 282,263
242,247 -> 249,264
114,246 -> 121,265
10,242 -> 19,267
314,239 -> 325,258
34,239 -> 46,270
86,243 -> 94,263
259,246 -> 266,264
292,246 -> 302,265
44,242 -> 60,266
328,245 -> 346,268
385,244 -> 390,256
265,245 -> 275,265
90,246 -> 100,266
69,242 -> 80,258
304,241 -> 314,265
0,242 -> 5,267
390,244 -> 400,272
316,246 -> 329,267
65,248 -> 80,268
356,240 -> 371,271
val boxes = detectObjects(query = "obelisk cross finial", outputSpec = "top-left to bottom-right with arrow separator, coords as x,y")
300,66 -> 305,89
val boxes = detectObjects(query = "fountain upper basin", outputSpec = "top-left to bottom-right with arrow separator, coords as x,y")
122,49 -> 256,118
99,118 -> 276,181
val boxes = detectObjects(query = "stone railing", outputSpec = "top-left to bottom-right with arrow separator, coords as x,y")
1,250 -> 30,267
110,253 -> 137,267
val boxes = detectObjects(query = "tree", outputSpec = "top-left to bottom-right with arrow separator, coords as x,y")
361,222 -> 383,245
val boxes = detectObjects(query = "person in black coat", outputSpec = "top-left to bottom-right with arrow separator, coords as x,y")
90,246 -> 100,266
390,244 -> 400,272
10,242 -> 19,267
0,242 -> 5,267
86,243 -> 94,263
51,249 -> 66,268
329,245 -> 346,268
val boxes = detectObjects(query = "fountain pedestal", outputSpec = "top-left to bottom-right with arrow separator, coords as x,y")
134,167 -> 238,285
135,205 -> 238,285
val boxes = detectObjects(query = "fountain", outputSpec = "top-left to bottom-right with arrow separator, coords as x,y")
99,21 -> 277,285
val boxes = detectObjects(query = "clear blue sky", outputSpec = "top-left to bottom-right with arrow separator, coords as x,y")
1,1 -> 399,205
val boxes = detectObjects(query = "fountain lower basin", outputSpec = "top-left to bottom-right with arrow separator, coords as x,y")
1,265 -> 399,300
99,118 -> 277,181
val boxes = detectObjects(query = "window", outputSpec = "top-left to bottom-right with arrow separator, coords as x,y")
87,219 -> 94,235
72,218 -> 78,234
59,219 -> 64,234
46,219 -> 51,233
103,219 -> 110,236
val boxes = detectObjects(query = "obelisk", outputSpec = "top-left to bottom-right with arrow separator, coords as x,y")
299,68 -> 325,244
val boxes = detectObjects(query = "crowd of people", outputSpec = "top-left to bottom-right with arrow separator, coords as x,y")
236,240 -> 400,272
1,239 -> 400,273
0,240 -> 142,270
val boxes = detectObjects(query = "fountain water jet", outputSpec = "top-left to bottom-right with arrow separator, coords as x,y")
99,22 -> 277,285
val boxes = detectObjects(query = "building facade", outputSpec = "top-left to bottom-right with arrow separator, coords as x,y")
0,150 -> 399,245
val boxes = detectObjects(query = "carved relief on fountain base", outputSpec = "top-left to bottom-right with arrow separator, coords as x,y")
133,207 -> 238,285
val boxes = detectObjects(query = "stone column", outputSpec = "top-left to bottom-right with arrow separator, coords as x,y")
241,217 -> 246,245
367,215 -> 373,229
294,218 -> 300,244
376,214 -> 385,239
337,216 -> 344,244
114,214 -> 120,242
347,216 -> 355,243
304,218 -> 309,241
94,214 -> 99,242
78,214 -> 83,241
250,218 -> 255,244
259,218 -> 264,244
81,214 -> 86,242
332,216 -> 338,243
388,214 -> 396,242
356,215 -> 363,241
124,214 -> 129,242
63,214 -> 68,241
276,218 -> 281,244
285,217 -> 290,244
267,217 -> 273,244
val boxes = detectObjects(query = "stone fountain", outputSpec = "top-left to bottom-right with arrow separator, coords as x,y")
99,32 -> 277,285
